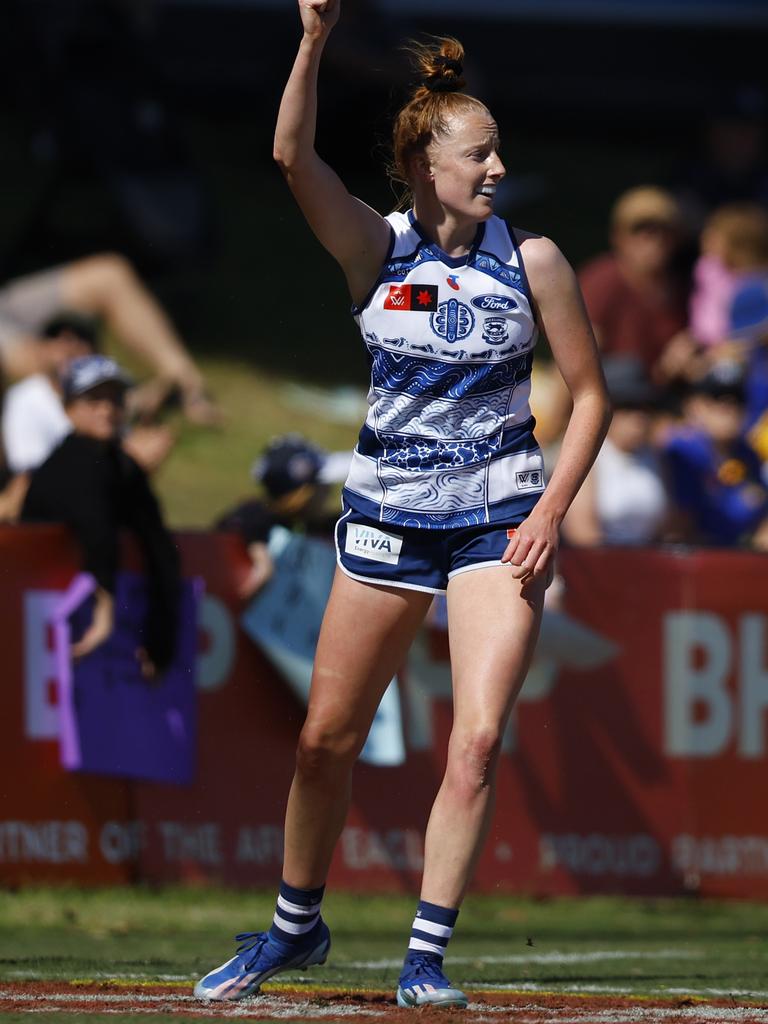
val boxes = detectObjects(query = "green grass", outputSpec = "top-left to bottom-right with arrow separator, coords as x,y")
106,353 -> 361,528
0,886 -> 767,1003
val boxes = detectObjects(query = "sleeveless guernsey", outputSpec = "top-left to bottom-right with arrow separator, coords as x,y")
342,210 -> 544,529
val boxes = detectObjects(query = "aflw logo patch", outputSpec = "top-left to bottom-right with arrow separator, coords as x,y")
384,284 -> 438,312
516,469 -> 544,491
345,524 -> 403,564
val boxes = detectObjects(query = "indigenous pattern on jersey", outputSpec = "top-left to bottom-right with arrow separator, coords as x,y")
342,211 -> 544,529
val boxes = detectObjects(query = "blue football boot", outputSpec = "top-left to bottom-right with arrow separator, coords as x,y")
194,921 -> 331,1001
396,952 -> 468,1008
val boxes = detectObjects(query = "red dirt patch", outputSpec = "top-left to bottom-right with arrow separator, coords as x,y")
0,981 -> 767,1022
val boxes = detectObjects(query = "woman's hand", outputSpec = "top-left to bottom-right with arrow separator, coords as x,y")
299,0 -> 339,39
71,587 -> 115,660
501,508 -> 559,585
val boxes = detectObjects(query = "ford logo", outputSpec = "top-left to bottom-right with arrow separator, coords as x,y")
471,294 -> 517,312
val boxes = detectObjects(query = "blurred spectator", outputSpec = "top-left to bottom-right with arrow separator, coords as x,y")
0,254 -> 219,424
689,204 -> 768,348
2,312 -> 97,475
215,435 -> 351,600
562,357 -> 668,547
663,362 -> 768,549
579,187 -> 689,379
21,355 -> 181,672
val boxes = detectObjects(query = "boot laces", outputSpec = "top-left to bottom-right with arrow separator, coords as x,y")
405,953 -> 449,984
234,931 -> 270,970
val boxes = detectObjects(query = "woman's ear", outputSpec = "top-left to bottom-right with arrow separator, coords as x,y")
410,152 -> 434,184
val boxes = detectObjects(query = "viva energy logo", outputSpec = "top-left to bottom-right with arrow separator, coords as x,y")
345,524 -> 403,565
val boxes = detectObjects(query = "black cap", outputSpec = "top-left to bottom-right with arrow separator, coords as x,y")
602,356 -> 660,409
251,434 -> 326,499
689,360 -> 746,403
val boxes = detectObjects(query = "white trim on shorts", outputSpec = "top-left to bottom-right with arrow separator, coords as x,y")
335,558 -> 443,595
447,559 -> 508,581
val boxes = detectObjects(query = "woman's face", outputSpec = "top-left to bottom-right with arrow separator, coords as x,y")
420,109 -> 506,222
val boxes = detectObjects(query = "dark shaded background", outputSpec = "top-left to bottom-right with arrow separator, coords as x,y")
1,0 -> 766,381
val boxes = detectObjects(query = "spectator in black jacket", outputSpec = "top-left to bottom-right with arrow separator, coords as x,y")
21,354 -> 180,673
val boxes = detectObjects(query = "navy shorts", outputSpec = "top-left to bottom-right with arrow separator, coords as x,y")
334,504 -> 526,594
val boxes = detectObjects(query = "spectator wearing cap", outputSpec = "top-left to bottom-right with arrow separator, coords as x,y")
579,187 -> 689,379
0,311 -> 175,524
215,434 -> 351,599
562,356 -> 669,547
662,361 -> 768,548
21,355 -> 181,669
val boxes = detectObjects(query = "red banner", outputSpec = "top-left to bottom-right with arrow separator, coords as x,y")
1,525 -> 767,897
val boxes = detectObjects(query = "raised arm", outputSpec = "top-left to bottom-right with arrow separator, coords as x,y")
503,235 -> 611,579
273,0 -> 391,304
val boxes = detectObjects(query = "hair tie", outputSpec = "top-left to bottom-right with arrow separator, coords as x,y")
435,56 -> 463,75
423,54 -> 464,93
424,57 -> 464,93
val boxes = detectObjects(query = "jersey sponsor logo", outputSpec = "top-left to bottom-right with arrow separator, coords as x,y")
516,469 -> 544,491
345,523 -> 403,565
429,298 -> 475,343
446,274 -> 460,290
384,284 -> 438,312
481,316 -> 509,345
471,293 -> 518,312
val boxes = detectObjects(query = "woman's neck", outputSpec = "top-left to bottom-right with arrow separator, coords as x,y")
412,202 -> 479,257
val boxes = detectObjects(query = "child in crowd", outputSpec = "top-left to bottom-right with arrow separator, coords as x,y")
663,361 -> 768,548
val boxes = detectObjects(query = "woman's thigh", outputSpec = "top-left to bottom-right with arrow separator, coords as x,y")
446,565 -> 546,732
305,568 -> 433,737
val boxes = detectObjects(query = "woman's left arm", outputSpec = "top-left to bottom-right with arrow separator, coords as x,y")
502,235 -> 612,579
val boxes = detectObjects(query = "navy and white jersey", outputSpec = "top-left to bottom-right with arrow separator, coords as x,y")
342,210 -> 545,529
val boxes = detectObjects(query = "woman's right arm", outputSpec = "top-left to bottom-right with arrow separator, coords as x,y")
273,0 -> 391,305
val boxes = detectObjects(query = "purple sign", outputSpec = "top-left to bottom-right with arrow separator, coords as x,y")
53,571 -> 201,785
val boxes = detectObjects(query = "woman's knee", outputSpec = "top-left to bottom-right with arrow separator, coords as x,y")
445,728 -> 503,797
295,720 -> 362,777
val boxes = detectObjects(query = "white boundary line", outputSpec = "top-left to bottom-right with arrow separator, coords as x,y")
0,991 -> 380,1019
342,949 -> 703,969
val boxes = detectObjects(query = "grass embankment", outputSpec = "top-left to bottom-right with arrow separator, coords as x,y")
111,356 -> 360,529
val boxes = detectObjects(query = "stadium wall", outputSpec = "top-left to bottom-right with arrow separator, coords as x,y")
1,525 -> 767,898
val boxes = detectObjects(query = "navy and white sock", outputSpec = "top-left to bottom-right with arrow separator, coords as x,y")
405,900 -> 459,961
268,880 -> 325,947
